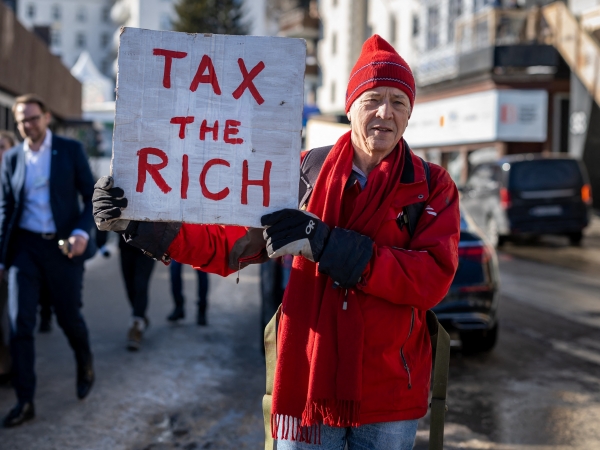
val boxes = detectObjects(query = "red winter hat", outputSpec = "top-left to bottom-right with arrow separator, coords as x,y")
345,35 -> 415,113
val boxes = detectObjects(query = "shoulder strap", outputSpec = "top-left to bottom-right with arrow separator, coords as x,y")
262,304 -> 281,450
426,310 -> 450,450
298,145 -> 333,209
400,141 -> 431,236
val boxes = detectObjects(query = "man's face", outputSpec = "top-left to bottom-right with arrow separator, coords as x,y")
14,102 -> 51,144
347,86 -> 410,158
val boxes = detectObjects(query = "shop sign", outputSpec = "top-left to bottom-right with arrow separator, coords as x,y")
404,89 -> 548,148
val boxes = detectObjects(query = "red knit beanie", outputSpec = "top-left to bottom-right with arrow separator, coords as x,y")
345,34 -> 415,113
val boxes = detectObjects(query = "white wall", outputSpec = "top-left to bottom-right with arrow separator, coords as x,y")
318,0 -> 352,113
17,0 -> 115,76
570,0 -> 600,16
244,0 -> 278,36
370,0 -> 418,68
112,0 -> 175,30
317,0 -> 419,114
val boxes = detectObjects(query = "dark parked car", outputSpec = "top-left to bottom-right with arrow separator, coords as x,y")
260,209 -> 500,353
432,208 -> 500,353
461,154 -> 592,246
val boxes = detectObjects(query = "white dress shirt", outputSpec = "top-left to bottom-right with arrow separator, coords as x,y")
19,129 -> 88,240
19,130 -> 55,233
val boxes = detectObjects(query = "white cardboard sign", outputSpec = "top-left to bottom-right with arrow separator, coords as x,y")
112,28 -> 305,227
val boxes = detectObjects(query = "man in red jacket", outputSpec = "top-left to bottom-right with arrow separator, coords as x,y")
93,35 -> 460,449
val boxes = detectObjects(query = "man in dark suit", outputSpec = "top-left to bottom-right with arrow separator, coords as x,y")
0,94 -> 96,427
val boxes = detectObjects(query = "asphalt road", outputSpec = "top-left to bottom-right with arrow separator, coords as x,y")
1,222 -> 600,449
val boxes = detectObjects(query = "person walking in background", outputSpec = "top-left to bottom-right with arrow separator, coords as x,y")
119,238 -> 155,351
0,130 -> 16,384
167,261 -> 209,326
0,95 -> 96,428
3,132 -> 55,336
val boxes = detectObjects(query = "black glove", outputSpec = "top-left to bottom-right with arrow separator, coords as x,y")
261,209 -> 330,262
317,228 -> 373,288
93,176 -> 130,232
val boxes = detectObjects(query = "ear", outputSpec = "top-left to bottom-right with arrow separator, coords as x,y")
346,111 -> 351,122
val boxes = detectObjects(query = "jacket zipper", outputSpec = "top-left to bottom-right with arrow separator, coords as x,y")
400,307 -> 415,390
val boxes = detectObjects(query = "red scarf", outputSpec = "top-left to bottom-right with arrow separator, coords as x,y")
271,131 -> 405,442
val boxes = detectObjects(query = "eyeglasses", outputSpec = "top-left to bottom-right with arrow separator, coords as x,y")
16,115 -> 42,126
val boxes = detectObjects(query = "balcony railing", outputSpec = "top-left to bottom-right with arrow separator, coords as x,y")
455,7 -> 551,55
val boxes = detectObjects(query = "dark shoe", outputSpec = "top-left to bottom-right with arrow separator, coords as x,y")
167,305 -> 185,322
77,359 -> 95,400
127,321 -> 144,351
3,402 -> 35,427
38,318 -> 52,333
196,310 -> 207,326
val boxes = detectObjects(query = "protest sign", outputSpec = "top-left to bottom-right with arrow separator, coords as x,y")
112,28 -> 305,227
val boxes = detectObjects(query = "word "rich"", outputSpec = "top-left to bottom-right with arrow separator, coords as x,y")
136,148 -> 272,207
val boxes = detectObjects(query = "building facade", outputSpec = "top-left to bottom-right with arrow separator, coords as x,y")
0,1 -> 82,125
16,0 -> 115,77
399,1 -> 570,184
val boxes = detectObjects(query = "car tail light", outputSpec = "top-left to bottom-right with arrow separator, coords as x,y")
458,244 -> 492,264
582,184 -> 593,205
500,188 -> 511,209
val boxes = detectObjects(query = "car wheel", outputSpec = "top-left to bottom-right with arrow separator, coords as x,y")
486,216 -> 500,247
460,323 -> 499,354
568,231 -> 583,246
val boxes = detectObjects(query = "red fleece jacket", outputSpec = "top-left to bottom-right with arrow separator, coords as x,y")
167,148 -> 459,426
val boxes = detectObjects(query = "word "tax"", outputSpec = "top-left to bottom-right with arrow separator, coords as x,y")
154,49 -> 266,105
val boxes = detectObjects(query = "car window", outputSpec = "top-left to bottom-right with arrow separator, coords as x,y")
509,160 -> 583,191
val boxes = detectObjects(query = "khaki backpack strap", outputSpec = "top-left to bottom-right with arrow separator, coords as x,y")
427,310 -> 450,450
263,305 -> 282,450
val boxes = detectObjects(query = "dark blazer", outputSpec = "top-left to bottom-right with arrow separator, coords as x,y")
0,133 -> 96,266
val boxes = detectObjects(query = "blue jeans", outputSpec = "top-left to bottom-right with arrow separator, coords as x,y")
276,420 -> 418,450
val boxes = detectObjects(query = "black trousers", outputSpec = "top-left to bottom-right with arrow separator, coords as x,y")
119,241 -> 155,318
0,278 -> 10,376
8,230 -> 92,403
169,261 -> 208,314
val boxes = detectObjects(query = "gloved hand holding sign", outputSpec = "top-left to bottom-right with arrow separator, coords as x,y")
92,176 -> 130,232
261,209 -> 330,262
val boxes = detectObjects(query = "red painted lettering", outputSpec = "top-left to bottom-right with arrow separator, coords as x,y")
200,120 -> 219,141
190,55 -> 221,95
136,147 -> 172,194
153,48 -> 187,89
232,59 -> 265,105
170,116 -> 195,139
181,154 -> 189,199
200,159 -> 230,201
224,120 -> 243,145
241,160 -> 271,206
